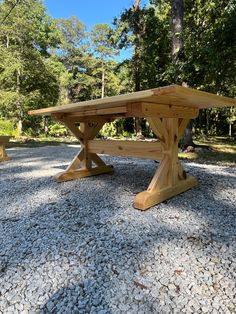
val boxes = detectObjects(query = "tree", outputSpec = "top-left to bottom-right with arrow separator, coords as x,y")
0,0 -> 61,135
171,0 -> 184,82
170,0 -> 194,147
90,24 -> 117,98
114,0 -> 148,135
56,16 -> 87,102
183,0 -> 236,137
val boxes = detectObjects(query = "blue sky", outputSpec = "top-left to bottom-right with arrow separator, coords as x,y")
44,0 -> 148,30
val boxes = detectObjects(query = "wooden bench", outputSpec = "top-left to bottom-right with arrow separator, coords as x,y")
29,85 -> 236,210
0,136 -> 11,162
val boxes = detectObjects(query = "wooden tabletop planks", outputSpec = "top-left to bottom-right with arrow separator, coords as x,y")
28,85 -> 236,116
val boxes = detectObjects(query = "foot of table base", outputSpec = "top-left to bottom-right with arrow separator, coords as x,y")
54,165 -> 114,182
0,144 -> 10,162
0,156 -> 11,162
133,176 -> 198,210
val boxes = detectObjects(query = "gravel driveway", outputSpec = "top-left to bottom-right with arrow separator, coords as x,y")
0,145 -> 235,314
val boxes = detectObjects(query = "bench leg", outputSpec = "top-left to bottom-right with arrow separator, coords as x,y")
53,118 -> 113,182
134,117 -> 198,210
0,143 -> 10,162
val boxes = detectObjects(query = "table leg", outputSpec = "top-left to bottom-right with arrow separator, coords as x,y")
134,117 -> 198,210
54,118 -> 113,182
0,143 -> 10,162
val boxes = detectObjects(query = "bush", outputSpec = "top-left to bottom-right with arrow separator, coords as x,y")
0,119 -> 15,136
99,122 -> 117,138
23,128 -> 35,137
48,123 -> 67,137
122,131 -> 134,138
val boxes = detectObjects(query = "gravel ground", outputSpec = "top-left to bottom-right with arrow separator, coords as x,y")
0,144 -> 235,314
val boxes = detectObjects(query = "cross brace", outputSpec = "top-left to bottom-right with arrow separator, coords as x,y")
54,117 -> 113,182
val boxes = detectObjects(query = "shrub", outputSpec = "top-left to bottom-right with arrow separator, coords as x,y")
122,131 -> 134,138
99,122 -> 117,138
48,123 -> 67,137
0,119 -> 15,136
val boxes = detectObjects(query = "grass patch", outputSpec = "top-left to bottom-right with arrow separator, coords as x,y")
179,136 -> 236,165
7,136 -> 79,148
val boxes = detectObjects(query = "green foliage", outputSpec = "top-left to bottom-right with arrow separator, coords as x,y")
0,0 -> 62,135
113,3 -> 172,90
99,122 -> 117,138
99,119 -> 137,138
48,123 -> 67,137
113,0 -> 236,137
90,24 -> 116,58
183,0 -> 236,95
56,16 -> 86,49
0,119 -> 15,136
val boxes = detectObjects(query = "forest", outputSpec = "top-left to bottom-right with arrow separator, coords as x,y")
0,0 -> 236,141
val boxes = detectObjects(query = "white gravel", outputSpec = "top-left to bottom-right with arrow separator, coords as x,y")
0,144 -> 235,314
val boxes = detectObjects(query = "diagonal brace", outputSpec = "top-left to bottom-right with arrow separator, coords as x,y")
134,117 -> 198,210
53,116 -> 113,182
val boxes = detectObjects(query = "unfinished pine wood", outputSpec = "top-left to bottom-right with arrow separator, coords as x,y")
53,118 -> 113,182
147,117 -> 168,149
65,106 -> 127,118
0,136 -> 11,162
55,165 -> 113,182
28,85 -> 236,210
133,117 -> 198,210
127,102 -> 199,118
29,85 -> 236,117
134,176 -> 197,210
87,140 -> 163,160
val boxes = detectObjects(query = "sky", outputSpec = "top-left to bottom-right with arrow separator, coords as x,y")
44,0 -> 149,30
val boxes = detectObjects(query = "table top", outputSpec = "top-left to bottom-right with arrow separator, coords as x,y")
29,85 -> 236,116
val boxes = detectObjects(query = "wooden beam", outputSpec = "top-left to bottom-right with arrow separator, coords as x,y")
133,117 -> 198,210
127,102 -> 199,119
54,165 -> 114,182
87,140 -> 163,160
0,136 -> 11,162
0,136 -> 11,143
147,117 -> 168,146
66,148 -> 84,172
134,176 -> 198,210
143,102 -> 199,118
65,106 -> 127,118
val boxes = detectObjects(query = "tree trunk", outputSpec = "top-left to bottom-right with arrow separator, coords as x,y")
172,0 -> 184,75
134,0 -> 141,92
6,35 -> 9,48
16,68 -> 23,136
172,0 -> 194,147
101,66 -> 105,99
133,0 -> 142,136
228,107 -> 233,137
43,116 -> 48,136
182,121 -> 194,148
206,109 -> 210,135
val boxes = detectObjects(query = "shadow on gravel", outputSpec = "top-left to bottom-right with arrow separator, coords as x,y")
0,146 -> 235,313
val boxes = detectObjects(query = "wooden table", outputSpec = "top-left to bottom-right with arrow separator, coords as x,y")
0,136 -> 11,162
29,85 -> 236,210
